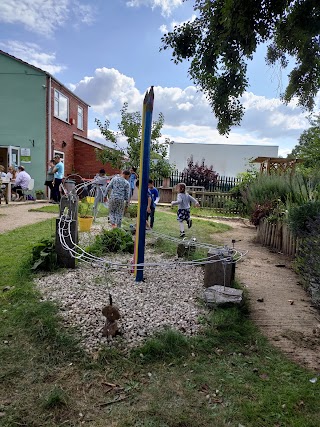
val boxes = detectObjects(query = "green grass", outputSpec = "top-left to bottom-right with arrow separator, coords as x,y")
148,210 -> 231,257
0,214 -> 319,426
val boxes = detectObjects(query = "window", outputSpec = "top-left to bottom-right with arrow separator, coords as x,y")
53,151 -> 64,162
54,89 -> 69,122
77,106 -> 84,130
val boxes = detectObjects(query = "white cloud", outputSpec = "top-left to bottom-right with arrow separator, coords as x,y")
241,92 -> 308,139
159,13 -> 197,33
0,40 -> 66,74
0,0 -> 95,36
126,0 -> 183,17
72,66 -> 310,152
73,67 -> 142,114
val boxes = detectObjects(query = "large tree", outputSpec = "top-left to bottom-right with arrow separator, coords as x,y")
95,103 -> 173,176
161,0 -> 320,135
290,115 -> 320,170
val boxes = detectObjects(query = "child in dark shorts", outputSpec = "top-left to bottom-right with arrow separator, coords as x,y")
171,183 -> 200,237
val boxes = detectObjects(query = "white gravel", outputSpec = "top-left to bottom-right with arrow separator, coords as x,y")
35,223 -> 207,353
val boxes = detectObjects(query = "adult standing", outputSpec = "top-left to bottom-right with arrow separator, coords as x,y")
105,170 -> 130,228
11,166 -> 31,201
51,155 -> 64,203
44,159 -> 55,201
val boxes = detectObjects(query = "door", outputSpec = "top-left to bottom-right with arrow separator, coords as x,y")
8,146 -> 20,168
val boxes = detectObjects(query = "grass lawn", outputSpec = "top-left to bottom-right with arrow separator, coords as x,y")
0,212 -> 319,426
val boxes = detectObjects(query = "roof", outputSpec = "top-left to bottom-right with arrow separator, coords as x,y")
73,134 -> 117,151
0,49 -> 90,107
251,157 -> 304,163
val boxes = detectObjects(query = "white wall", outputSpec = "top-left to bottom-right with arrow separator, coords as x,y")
169,143 -> 279,177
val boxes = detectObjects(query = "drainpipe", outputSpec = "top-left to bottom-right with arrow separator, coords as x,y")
48,76 -> 52,162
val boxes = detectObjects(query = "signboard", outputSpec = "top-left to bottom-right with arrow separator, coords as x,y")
20,148 -> 31,163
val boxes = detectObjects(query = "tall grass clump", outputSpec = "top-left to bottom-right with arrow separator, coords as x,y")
242,172 -> 320,225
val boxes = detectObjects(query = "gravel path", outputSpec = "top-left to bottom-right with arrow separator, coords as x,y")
1,203 -> 319,371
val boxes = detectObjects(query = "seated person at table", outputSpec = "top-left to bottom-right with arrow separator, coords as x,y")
7,165 -> 16,180
0,166 -> 7,203
11,166 -> 31,201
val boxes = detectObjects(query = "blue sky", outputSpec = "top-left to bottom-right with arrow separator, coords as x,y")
1,0 -> 319,159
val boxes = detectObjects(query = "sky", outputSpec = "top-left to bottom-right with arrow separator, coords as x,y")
1,0 -> 319,161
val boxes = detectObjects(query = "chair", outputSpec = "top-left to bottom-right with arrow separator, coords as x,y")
23,179 -> 35,201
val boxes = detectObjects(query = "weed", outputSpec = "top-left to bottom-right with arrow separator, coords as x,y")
87,227 -> 134,255
31,238 -> 58,271
42,386 -> 69,409
132,329 -> 190,363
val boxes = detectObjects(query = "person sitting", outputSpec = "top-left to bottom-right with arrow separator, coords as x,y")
11,166 -> 31,201
0,165 -> 7,203
6,165 -> 17,180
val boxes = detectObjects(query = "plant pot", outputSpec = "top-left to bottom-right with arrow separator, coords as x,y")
162,177 -> 170,188
36,194 -> 44,200
78,216 -> 93,232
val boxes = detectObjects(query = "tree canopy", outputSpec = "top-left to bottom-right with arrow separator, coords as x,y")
161,0 -> 320,135
290,114 -> 320,171
95,103 -> 174,177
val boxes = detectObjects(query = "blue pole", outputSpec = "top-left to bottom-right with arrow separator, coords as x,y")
135,87 -> 154,281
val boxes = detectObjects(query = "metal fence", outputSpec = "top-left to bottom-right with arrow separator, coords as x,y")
153,172 -> 241,192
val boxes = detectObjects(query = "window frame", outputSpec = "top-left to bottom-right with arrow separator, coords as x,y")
77,105 -> 84,130
54,89 -> 69,123
53,150 -> 65,163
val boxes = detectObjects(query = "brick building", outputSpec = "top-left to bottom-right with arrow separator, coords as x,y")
0,49 -> 118,192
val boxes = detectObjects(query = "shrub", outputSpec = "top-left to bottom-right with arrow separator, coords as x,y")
294,215 -> 320,309
287,200 -> 320,237
78,199 -> 94,218
31,238 -> 58,272
87,228 -> 134,256
181,155 -> 218,189
127,203 -> 138,218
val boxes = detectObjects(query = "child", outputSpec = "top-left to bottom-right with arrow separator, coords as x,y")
136,179 -> 153,229
147,179 -> 159,229
129,167 -> 138,198
171,183 -> 200,237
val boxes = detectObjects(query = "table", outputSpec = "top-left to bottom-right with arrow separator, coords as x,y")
1,179 -> 12,204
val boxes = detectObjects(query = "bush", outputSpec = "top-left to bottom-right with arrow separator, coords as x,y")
31,238 -> 58,272
287,200 -> 320,237
294,215 -> 320,309
87,228 -> 134,256
127,203 -> 138,218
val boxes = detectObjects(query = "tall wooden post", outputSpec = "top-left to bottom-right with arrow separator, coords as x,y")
134,87 -> 154,282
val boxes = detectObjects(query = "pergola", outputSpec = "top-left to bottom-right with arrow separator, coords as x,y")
251,157 -> 304,175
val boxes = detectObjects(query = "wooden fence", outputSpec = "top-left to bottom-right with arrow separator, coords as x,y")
168,187 -> 241,214
256,218 -> 299,257
153,173 -> 241,192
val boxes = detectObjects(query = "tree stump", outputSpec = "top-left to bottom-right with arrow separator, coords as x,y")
204,247 -> 235,288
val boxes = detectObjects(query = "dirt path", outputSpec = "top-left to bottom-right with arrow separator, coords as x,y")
212,218 -> 320,372
0,201 -> 57,233
1,204 -> 319,372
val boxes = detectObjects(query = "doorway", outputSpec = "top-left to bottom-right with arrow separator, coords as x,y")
0,146 -> 20,171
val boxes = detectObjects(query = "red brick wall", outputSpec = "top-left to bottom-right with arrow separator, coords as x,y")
74,140 -> 119,178
51,81 -> 88,176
